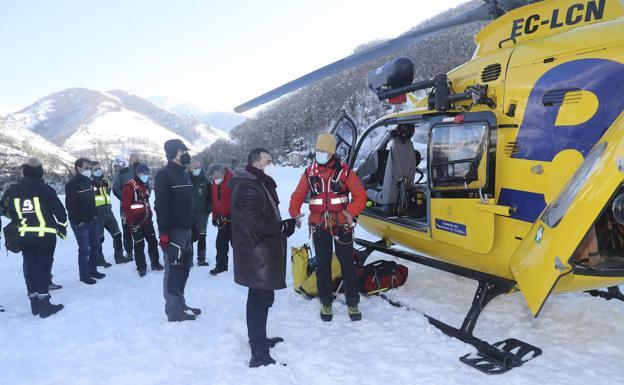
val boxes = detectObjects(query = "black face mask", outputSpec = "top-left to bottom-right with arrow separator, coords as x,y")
180,153 -> 191,165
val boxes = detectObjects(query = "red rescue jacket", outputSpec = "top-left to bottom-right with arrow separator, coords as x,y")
211,167 -> 233,220
289,158 -> 367,227
122,179 -> 152,226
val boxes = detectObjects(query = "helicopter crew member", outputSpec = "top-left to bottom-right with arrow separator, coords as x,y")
6,157 -> 67,317
122,163 -> 163,277
189,160 -> 212,267
155,139 -> 200,322
66,158 -> 106,285
92,161 -> 132,267
289,133 -> 367,321
207,163 -> 234,275
113,153 -> 141,261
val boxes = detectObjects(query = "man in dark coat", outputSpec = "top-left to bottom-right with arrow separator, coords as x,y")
65,158 -> 106,285
230,148 -> 297,368
155,139 -> 200,322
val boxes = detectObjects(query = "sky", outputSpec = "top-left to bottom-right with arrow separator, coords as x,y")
0,0 -> 468,115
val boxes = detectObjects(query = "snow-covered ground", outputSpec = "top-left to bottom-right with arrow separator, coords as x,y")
1,167 -> 623,385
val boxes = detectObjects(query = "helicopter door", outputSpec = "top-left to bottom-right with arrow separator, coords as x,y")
428,121 -> 499,254
329,113 -> 358,164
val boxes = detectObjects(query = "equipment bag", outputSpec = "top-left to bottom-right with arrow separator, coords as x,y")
291,243 -> 341,298
357,260 -> 408,295
3,219 -> 21,253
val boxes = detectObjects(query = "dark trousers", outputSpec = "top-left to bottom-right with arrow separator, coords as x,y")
97,205 -> 122,262
21,237 -> 56,295
313,227 -> 360,307
121,212 -> 134,257
163,229 -> 193,318
72,218 -> 100,280
247,288 -> 274,350
131,220 -> 160,271
215,223 -> 232,269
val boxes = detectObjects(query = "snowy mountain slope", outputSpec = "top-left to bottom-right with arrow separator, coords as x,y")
4,88 -> 229,157
149,95 -> 248,133
0,167 -> 623,385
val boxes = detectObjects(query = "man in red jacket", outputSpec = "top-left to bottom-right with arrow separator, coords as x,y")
207,163 -> 234,276
122,163 -> 163,277
290,133 -> 367,322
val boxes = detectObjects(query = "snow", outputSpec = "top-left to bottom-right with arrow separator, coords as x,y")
8,99 -> 55,130
1,166 -> 623,385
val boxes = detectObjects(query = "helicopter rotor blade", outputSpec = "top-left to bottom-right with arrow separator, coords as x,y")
234,3 -> 499,113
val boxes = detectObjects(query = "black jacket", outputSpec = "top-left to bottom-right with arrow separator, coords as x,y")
154,161 -> 194,234
191,172 -> 212,215
6,177 -> 67,240
65,173 -> 97,224
230,169 -> 286,290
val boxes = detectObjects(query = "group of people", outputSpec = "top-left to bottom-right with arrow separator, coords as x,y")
0,132 -> 368,368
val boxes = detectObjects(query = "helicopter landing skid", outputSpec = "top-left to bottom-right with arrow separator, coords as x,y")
586,286 -> 624,301
354,238 -> 542,374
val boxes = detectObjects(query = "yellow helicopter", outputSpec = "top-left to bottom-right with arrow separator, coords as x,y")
235,0 -> 624,374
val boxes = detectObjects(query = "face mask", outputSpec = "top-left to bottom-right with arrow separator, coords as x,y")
81,170 -> 92,178
263,164 -> 276,176
315,152 -> 330,165
139,175 -> 149,183
180,153 -> 191,165
93,170 -> 103,178
214,178 -> 223,185
191,168 -> 201,177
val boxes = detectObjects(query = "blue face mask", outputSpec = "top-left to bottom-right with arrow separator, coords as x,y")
93,170 -> 103,178
139,175 -> 149,183
315,152 -> 330,165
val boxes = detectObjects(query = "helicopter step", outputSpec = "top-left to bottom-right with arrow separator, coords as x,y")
586,286 -> 624,302
354,238 -> 542,374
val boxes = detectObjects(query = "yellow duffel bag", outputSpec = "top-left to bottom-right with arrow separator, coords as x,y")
291,244 -> 341,298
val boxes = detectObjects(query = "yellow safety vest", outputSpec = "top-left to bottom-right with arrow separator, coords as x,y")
13,197 -> 65,237
94,179 -> 112,207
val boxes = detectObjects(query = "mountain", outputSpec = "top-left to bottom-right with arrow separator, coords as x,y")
149,95 -> 247,133
3,88 -> 229,160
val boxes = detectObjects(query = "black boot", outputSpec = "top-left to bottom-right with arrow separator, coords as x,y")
184,305 -> 201,315
167,311 -> 196,322
49,281 -> 63,290
267,337 -> 284,348
91,271 -> 106,279
197,247 -> 208,266
38,295 -> 64,318
151,262 -> 164,271
249,348 -> 277,368
114,250 -> 133,264
29,294 -> 39,316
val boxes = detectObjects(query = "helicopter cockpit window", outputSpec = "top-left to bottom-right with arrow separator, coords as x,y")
334,120 -> 355,162
429,123 -> 487,188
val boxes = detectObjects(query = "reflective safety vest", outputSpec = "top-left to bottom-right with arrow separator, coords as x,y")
94,179 -> 112,207
13,197 -> 63,237
305,161 -> 350,214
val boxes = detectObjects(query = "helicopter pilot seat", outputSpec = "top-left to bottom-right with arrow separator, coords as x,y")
366,124 -> 419,213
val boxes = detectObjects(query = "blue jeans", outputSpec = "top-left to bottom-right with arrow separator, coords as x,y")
72,218 -> 100,279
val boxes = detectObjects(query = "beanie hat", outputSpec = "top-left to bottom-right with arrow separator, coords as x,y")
164,139 -> 189,160
315,133 -> 337,154
135,163 -> 150,175
23,157 -> 44,179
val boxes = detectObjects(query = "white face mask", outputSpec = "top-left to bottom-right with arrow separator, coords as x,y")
81,170 -> 92,178
315,152 -> 330,165
214,178 -> 223,185
263,164 -> 276,176
191,168 -> 201,177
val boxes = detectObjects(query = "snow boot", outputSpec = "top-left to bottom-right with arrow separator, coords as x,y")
320,304 -> 333,322
184,305 -> 201,315
138,269 -> 147,277
97,260 -> 112,268
209,267 -> 227,276
198,260 -> 209,266
49,282 -> 63,290
267,337 -> 284,348
151,262 -> 164,271
249,348 -> 277,368
91,271 -> 106,279
114,250 -> 132,264
80,277 -> 97,285
29,293 -> 39,316
38,295 -> 63,318
348,305 -> 362,321
168,311 -> 196,322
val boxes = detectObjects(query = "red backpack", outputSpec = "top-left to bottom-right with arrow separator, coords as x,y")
357,260 -> 408,295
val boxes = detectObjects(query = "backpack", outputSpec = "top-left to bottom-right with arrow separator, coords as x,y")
3,219 -> 21,253
357,260 -> 408,295
291,244 -> 342,298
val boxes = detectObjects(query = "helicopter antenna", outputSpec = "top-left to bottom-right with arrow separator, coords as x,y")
235,0 -> 533,113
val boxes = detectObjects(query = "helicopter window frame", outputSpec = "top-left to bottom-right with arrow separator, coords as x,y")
428,121 -> 489,189
332,115 -> 358,164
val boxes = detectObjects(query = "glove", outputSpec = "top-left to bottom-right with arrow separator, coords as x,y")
159,233 -> 169,251
215,217 -> 224,228
281,218 -> 297,238
57,224 -> 67,240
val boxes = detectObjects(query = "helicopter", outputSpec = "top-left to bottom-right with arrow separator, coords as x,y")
235,0 -> 624,374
